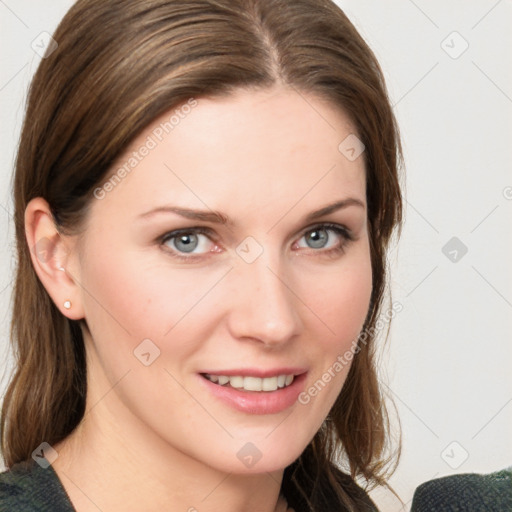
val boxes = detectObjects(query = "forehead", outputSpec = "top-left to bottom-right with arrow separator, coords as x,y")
95,86 -> 366,221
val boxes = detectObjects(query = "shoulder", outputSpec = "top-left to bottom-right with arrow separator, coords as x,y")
411,467 -> 512,512
0,458 -> 75,512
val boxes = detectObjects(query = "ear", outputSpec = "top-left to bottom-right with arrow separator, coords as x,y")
25,197 -> 85,320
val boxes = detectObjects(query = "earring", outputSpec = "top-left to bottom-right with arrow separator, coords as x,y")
63,300 -> 72,309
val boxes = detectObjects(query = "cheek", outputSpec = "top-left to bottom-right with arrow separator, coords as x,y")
80,241 -> 220,335
304,246 -> 373,349
329,264 -> 372,339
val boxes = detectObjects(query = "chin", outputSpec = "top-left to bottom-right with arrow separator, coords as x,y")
202,427 -> 315,475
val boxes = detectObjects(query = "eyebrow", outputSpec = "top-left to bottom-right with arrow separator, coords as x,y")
137,197 -> 365,226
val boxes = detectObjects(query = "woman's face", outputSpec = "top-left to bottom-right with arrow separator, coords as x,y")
70,86 -> 372,474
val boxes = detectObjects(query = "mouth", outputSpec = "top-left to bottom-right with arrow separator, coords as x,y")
198,369 -> 308,414
201,373 -> 295,392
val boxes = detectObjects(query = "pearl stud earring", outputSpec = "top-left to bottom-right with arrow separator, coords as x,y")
64,300 -> 72,309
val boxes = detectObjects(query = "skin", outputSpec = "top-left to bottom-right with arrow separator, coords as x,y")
26,85 -> 372,512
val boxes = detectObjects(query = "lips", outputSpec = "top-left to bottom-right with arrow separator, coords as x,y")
197,368 -> 308,414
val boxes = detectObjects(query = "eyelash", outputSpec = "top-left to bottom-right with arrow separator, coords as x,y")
159,223 -> 354,262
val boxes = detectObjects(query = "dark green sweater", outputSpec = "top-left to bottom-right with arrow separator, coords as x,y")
0,458 -> 75,511
411,467 -> 512,511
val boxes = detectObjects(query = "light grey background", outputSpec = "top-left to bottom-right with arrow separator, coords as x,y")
1,1 -> 511,510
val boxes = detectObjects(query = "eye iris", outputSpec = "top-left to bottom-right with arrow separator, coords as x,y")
307,228 -> 328,249
174,233 -> 198,253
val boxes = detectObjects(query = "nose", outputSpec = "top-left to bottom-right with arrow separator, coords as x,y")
227,255 -> 302,348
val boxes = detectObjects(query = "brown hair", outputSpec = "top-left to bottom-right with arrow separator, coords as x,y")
1,0 -> 403,509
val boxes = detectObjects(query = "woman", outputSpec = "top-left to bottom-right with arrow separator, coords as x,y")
0,0 -> 403,510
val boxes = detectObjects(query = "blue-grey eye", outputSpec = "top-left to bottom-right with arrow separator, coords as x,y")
297,225 -> 347,251
161,227 -> 216,259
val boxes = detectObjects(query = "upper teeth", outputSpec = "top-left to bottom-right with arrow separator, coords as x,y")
204,374 -> 294,391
